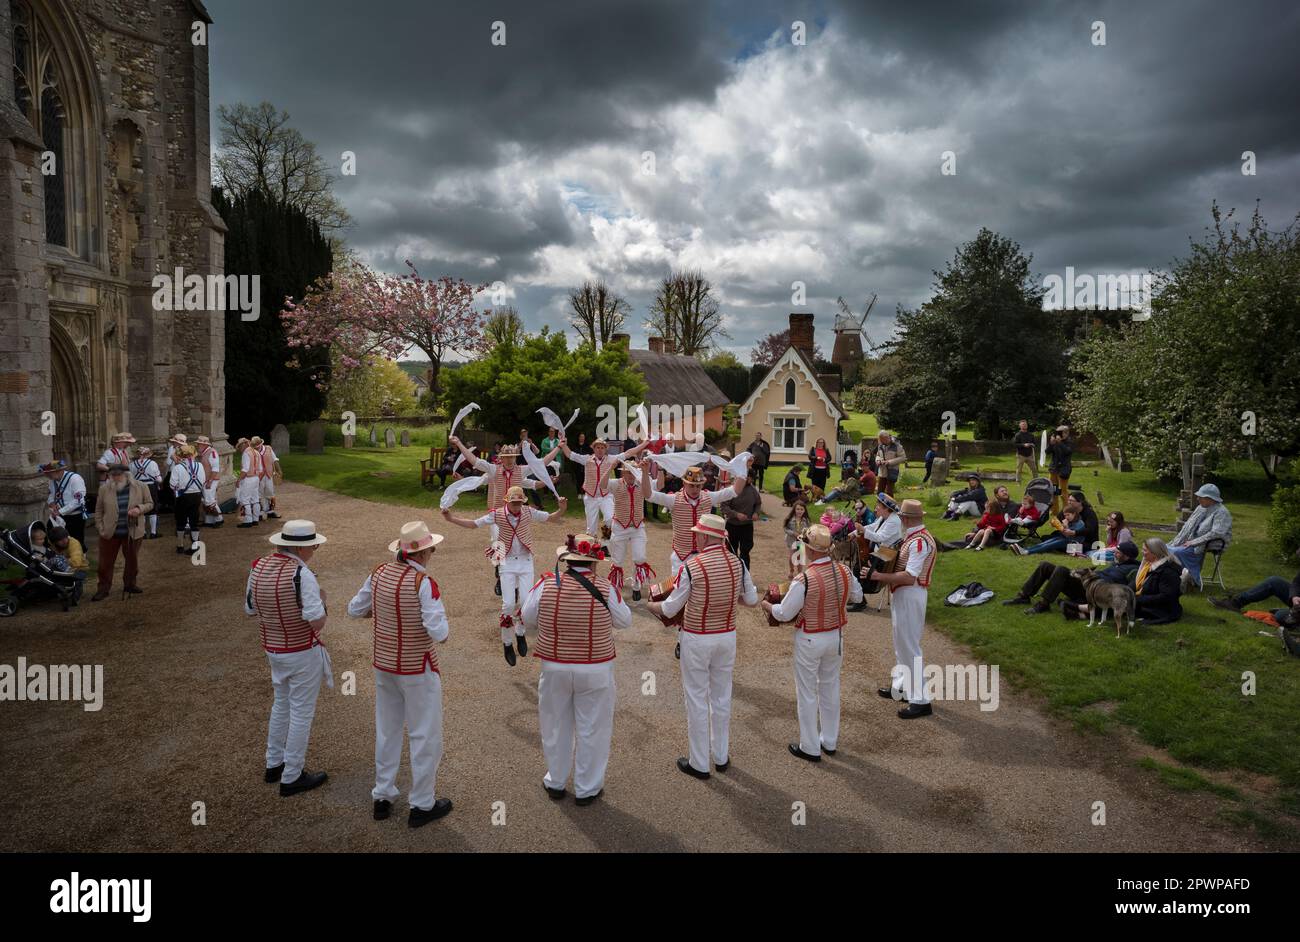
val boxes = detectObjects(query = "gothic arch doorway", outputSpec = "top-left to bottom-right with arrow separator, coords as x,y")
48,318 -> 93,473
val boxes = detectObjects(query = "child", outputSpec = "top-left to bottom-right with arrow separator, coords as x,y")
784,500 -> 810,577
1010,494 -> 1042,527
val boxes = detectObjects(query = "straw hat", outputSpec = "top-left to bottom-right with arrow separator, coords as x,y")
681,466 -> 705,485
498,443 -> 519,456
591,438 -> 609,450
690,513 -> 727,540
388,520 -> 444,554
800,523 -> 833,553
136,446 -> 153,458
111,431 -> 136,444
235,437 -> 251,449
194,435 -> 211,445
898,498 -> 926,518
37,459 -> 67,474
250,435 -> 264,447
168,433 -> 188,446
556,532 -> 607,563
504,485 -> 526,503
269,519 -> 328,547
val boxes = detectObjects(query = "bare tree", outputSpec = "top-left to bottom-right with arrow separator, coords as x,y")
645,269 -> 728,356
567,280 -> 630,348
214,102 -> 351,233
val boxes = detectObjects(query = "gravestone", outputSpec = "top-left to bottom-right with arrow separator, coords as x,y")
400,429 -> 411,447
343,434 -> 354,449
368,426 -> 377,446
270,424 -> 290,456
385,427 -> 396,448
306,420 -> 325,455
930,456 -> 950,487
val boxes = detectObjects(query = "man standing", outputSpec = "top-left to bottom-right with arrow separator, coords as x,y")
763,524 -> 862,761
648,466 -> 738,579
235,438 -> 263,528
194,435 -> 224,528
348,521 -> 453,828
96,432 -> 136,483
245,519 -> 331,796
562,435 -> 650,536
873,431 -> 907,496
647,514 -> 758,779
867,499 -> 936,719
40,460 -> 88,548
520,531 -> 632,805
130,447 -> 163,539
91,463 -> 152,601
746,431 -> 771,491
1013,420 -> 1037,483
253,435 -> 281,521
169,444 -> 206,555
720,470 -> 763,570
608,457 -> 656,601
443,485 -> 567,666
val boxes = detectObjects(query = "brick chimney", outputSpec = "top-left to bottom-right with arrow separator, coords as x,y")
789,313 -> 815,359
609,332 -> 630,348
648,336 -> 665,354
663,335 -> 677,355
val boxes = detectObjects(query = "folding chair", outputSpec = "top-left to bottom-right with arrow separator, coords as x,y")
1201,538 -> 1227,592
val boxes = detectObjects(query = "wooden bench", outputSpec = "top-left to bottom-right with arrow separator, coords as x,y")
420,447 -> 447,489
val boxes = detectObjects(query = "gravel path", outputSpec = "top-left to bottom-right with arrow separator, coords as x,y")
0,482 -> 1262,851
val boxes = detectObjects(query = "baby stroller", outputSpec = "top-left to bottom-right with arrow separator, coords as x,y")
1001,477 -> 1053,547
0,521 -> 81,616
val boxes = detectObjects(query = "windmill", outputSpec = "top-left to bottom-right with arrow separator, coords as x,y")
832,294 -> 876,383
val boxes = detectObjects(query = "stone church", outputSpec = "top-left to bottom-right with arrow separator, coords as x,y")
0,0 -> 228,523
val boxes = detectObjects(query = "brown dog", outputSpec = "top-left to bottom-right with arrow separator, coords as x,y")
1074,568 -> 1137,637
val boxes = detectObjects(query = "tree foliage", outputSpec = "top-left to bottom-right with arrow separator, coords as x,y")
876,228 -> 1064,439
325,354 -> 419,418
446,331 -> 647,440
645,269 -> 728,356
484,306 -> 527,349
567,280 -> 629,349
750,329 -> 824,368
1066,204 -> 1300,479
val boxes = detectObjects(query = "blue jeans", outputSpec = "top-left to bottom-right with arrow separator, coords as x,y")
1236,576 -> 1294,626
1026,534 -> 1071,554
1172,546 -> 1203,586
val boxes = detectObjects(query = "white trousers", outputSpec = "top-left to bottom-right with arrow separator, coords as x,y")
538,661 -> 616,799
890,586 -> 930,704
203,483 -> 222,523
373,668 -> 443,811
499,556 -> 533,642
679,630 -> 736,772
609,523 -> 648,586
265,647 -> 326,783
259,476 -> 275,516
237,477 -> 260,523
794,629 -> 842,755
582,493 -> 614,534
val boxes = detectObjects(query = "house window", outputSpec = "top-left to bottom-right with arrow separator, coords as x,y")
773,416 -> 806,450
784,377 -> 796,405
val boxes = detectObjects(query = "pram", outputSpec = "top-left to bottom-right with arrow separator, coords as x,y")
1001,477 -> 1054,547
0,521 -> 81,616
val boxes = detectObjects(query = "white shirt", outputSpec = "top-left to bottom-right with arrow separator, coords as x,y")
660,547 -> 758,618
647,482 -> 736,510
474,507 -> 551,559
861,512 -> 902,547
472,457 -> 542,489
169,459 -> 207,494
240,448 -> 257,478
244,549 -> 325,624
97,446 -> 131,471
347,558 -> 449,642
769,556 -> 863,622
47,471 -> 87,517
520,565 -> 632,632
130,458 -> 162,485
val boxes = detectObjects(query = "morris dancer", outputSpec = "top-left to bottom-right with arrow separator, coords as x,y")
647,514 -> 757,779
561,435 -> 650,537
443,485 -> 567,666
130,446 -> 163,539
762,524 -> 862,762
169,443 -> 206,555
520,531 -> 631,805
348,521 -> 453,827
160,432 -> 188,516
40,459 -> 88,548
608,457 -> 656,601
252,435 -> 281,520
244,519 -> 332,796
235,438 -> 263,528
194,435 -> 223,527
867,498 -> 936,719
96,432 -> 135,483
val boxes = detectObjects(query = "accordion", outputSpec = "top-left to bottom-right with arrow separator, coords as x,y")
860,543 -> 901,595
648,580 -> 683,627
764,582 -> 791,626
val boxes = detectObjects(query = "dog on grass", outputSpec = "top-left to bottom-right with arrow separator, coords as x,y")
1073,568 -> 1137,636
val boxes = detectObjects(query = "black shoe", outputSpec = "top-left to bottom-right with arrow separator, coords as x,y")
676,757 -> 710,780
715,759 -> 730,773
516,634 -> 528,657
373,799 -> 391,820
176,546 -> 185,555
788,743 -> 821,763
898,703 -> 933,719
877,686 -> 907,702
267,512 -> 281,519
494,575 -> 502,597
1023,602 -> 1048,615
1002,596 -> 1030,606
125,586 -> 143,594
544,784 -> 567,800
847,601 -> 868,612
237,522 -> 254,529
208,521 -> 224,529
264,763 -> 284,783
408,798 -> 452,828
1209,596 -> 1241,612
633,588 -> 641,602
674,642 -> 681,660
1061,599 -> 1083,621
574,789 -> 604,807
821,746 -> 837,756
279,769 -> 327,796
503,643 -> 517,667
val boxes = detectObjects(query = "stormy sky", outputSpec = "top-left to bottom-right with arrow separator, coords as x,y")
206,0 -> 1300,358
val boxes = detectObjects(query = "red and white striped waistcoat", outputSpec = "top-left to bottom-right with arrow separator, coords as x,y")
893,528 -> 938,593
256,445 -> 271,479
250,553 -> 317,653
242,448 -> 261,478
493,506 -> 534,555
532,570 -> 616,663
681,544 -> 742,634
198,445 -> 219,480
110,446 -> 130,467
612,475 -> 644,528
370,561 -> 439,674
798,560 -> 852,633
487,462 -> 522,511
671,491 -> 712,558
582,454 -> 614,497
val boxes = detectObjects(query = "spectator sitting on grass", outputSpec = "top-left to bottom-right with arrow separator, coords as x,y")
782,464 -> 806,505
1210,546 -> 1300,629
1004,540 -> 1140,615
1168,483 -> 1233,591
942,474 -> 987,519
1134,537 -> 1183,624
1012,501 -> 1083,556
818,473 -> 863,505
956,485 -> 1011,551
1089,511 -> 1134,563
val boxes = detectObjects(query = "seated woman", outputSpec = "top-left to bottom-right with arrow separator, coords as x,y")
1134,537 -> 1183,624
1168,483 -> 1233,589
1088,510 -> 1134,563
818,474 -> 862,504
942,474 -> 987,519
782,464 -> 806,505
1012,505 -> 1083,556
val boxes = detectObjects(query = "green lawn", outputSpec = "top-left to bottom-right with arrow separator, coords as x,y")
842,410 -> 977,442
